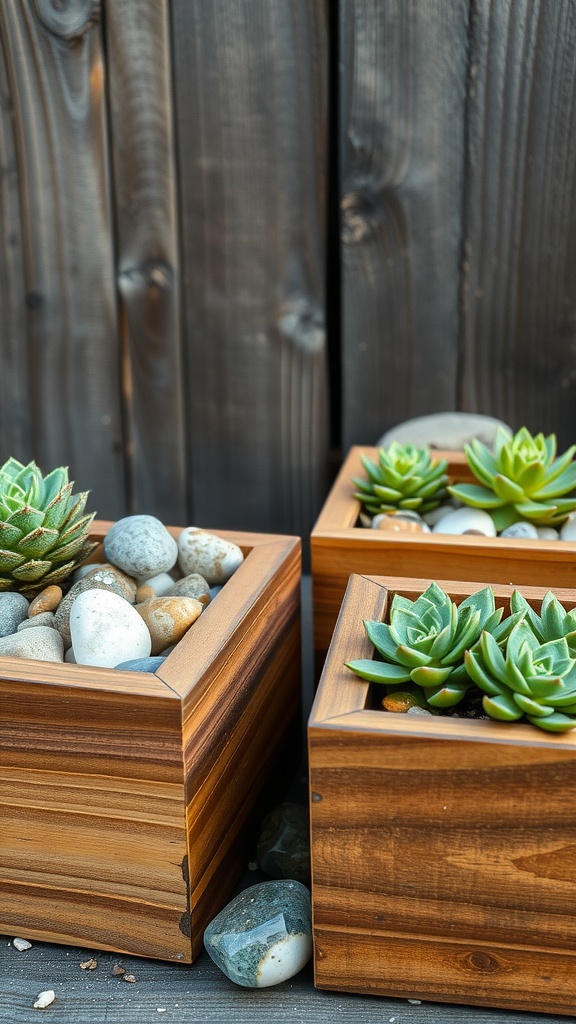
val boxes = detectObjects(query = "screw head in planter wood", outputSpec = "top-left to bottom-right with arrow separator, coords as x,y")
310,446 -> 576,675
0,521 -> 301,962
308,573 -> 576,1014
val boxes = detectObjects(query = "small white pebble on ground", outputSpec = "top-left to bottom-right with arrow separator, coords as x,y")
407,999 -> 422,1004
13,937 -> 32,951
33,990 -> 55,1009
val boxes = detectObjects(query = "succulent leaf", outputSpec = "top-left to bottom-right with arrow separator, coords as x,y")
354,443 -> 449,518
344,658 -> 411,685
0,458 -> 97,597
451,427 -> 576,528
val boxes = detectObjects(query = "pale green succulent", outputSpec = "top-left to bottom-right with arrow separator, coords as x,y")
0,457 -> 97,597
510,589 -> 576,654
448,426 -> 576,531
465,616 -> 576,733
353,443 -> 449,516
345,581 -> 521,708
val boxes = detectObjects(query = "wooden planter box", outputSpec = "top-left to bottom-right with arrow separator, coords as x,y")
1,522 -> 301,963
311,446 -> 576,674
308,573 -> 576,1014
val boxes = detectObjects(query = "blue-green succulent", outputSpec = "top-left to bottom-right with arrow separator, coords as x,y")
353,443 -> 449,517
448,426 -> 576,531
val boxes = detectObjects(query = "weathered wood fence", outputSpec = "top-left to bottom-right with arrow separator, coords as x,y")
1,0 -> 576,544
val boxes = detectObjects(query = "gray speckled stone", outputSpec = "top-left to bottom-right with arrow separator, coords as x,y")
500,521 -> 539,539
0,592 -> 30,637
0,626 -> 63,662
18,611 -> 56,631
257,803 -> 311,883
204,880 -> 312,988
103,515 -> 178,578
115,655 -> 168,673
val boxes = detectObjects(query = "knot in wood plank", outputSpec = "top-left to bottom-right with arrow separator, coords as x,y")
341,184 -> 382,244
33,0 -> 100,40
118,259 -> 174,299
278,297 -> 325,354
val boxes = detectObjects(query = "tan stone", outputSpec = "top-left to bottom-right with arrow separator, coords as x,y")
28,585 -> 62,616
136,596 -> 203,656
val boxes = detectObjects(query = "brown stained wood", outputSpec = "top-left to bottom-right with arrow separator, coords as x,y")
1,522 -> 301,961
461,1 -> 576,449
311,447 -> 576,669
104,0 -> 186,523
171,0 -> 329,541
340,0 -> 469,448
0,1 -> 126,518
308,574 -> 576,1013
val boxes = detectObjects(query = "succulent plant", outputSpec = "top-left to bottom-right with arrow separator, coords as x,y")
465,617 -> 576,732
448,426 -> 576,531
345,581 -> 520,708
353,443 -> 449,517
510,588 -> 576,654
0,457 -> 97,597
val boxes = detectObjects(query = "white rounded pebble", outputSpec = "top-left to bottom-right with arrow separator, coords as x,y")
103,515 -> 178,578
135,571 -> 175,595
256,933 -> 313,987
536,527 -> 560,540
560,517 -> 576,541
33,990 -> 55,1009
177,528 -> 244,585
13,937 -> 32,951
432,507 -> 497,537
0,626 -> 63,662
499,521 -> 539,539
70,590 -> 151,668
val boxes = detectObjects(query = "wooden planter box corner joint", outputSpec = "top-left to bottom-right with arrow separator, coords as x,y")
0,522 -> 302,963
308,573 -> 576,1015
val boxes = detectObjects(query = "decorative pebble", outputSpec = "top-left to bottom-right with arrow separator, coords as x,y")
28,585 -> 62,616
204,880 -> 312,988
136,596 -> 203,656
103,515 -> 178,578
18,611 -> 56,631
536,526 -> 560,540
33,990 -> 55,1009
432,507 -> 497,537
560,517 -> 576,541
165,573 -> 211,605
422,502 -> 460,527
54,571 -> 137,648
0,592 -> 29,638
134,571 -> 175,597
115,655 -> 168,673
0,626 -> 63,662
257,803 -> 311,883
177,528 -> 244,585
406,706 -> 434,716
13,937 -> 32,951
499,522 -> 539,539
70,590 -> 151,668
372,514 -> 430,534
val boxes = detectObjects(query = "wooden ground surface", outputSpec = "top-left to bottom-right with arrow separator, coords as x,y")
0,580 -> 571,1023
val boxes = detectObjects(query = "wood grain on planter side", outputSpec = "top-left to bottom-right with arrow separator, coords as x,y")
0,522 -> 301,962
308,574 -> 576,1014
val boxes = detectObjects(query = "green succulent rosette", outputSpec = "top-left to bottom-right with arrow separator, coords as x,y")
353,443 -> 449,517
345,581 -> 522,709
448,426 -> 576,531
510,589 -> 576,654
465,616 -> 576,733
0,457 -> 97,597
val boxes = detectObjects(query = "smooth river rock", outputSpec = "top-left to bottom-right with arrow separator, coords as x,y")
177,528 -> 244,585
136,596 -> 203,656
432,506 -> 497,537
204,880 -> 312,988
70,589 -> 152,668
103,515 -> 178,578
54,570 -> 137,648
499,521 -> 539,539
0,626 -> 64,662
0,592 -> 30,637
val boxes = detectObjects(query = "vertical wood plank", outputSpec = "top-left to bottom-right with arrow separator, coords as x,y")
0,0 -> 126,519
461,0 -> 576,449
171,0 -> 329,540
104,0 -> 187,523
340,0 -> 470,449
